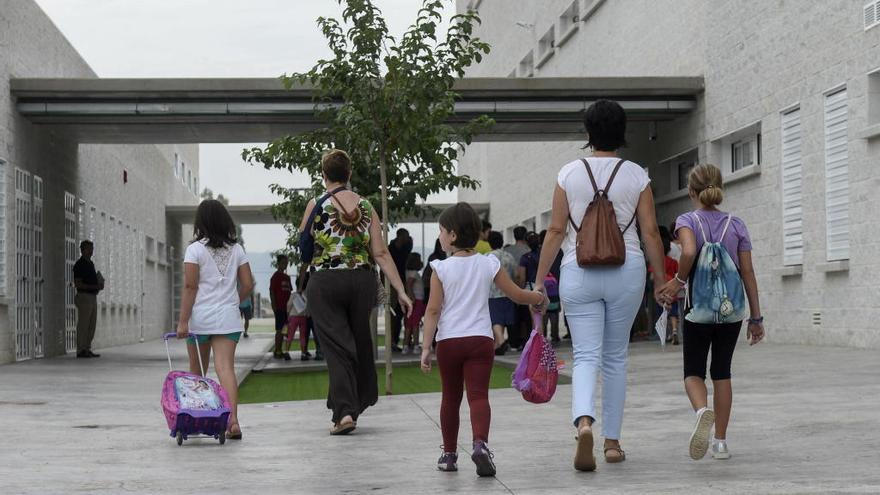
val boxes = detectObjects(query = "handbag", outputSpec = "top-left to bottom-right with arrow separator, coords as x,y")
298,186 -> 347,264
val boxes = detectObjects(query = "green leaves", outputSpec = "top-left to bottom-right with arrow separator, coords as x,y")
242,0 -> 494,241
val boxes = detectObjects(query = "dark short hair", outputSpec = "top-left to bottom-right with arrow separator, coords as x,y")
438,203 -> 481,249
583,99 -> 627,151
669,221 -> 678,239
80,240 -> 93,250
406,252 -> 423,270
513,226 -> 527,241
396,228 -> 410,237
276,254 -> 288,263
321,149 -> 352,183
526,231 -> 541,251
488,231 -> 504,250
482,220 -> 492,232
193,199 -> 238,248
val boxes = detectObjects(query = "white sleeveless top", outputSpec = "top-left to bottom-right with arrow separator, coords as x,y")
557,157 -> 651,267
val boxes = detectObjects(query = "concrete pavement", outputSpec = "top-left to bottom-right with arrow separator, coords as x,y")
0,333 -> 878,494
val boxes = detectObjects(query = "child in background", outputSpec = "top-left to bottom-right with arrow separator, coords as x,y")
542,273 -> 561,344
404,253 -> 425,354
284,275 -> 312,361
421,203 -> 546,477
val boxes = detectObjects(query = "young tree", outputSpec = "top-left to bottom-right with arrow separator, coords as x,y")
243,0 -> 492,393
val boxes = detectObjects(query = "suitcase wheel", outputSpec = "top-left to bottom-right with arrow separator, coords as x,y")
176,431 -> 184,446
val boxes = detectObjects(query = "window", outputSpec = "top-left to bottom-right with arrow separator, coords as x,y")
824,87 -> 849,261
173,153 -> 180,178
187,169 -> 192,191
0,157 -> 6,297
781,107 -> 804,266
869,69 -> 880,126
180,162 -> 186,185
536,27 -> 555,68
672,149 -> 699,191
730,133 -> 760,173
557,0 -> 581,47
193,176 -> 199,196
865,0 -> 880,30
518,51 -> 534,78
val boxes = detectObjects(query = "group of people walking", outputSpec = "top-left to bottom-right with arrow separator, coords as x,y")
160,99 -> 764,476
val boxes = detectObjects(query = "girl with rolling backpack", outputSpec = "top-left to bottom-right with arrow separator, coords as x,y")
661,164 -> 765,461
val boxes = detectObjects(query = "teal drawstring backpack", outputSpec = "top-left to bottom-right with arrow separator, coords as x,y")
685,213 -> 747,324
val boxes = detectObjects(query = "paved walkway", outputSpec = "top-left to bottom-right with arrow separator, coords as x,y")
1,334 -> 878,494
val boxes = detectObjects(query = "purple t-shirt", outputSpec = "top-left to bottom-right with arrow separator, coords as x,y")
675,210 -> 752,268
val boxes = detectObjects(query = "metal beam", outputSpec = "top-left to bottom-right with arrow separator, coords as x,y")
166,202 -> 489,225
12,77 -> 702,143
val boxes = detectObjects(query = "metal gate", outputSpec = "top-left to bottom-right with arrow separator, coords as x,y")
64,192 -> 78,353
14,168 -> 33,361
32,176 -> 44,358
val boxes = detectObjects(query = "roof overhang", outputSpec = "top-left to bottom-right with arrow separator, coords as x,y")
13,77 -> 702,143
166,202 -> 490,226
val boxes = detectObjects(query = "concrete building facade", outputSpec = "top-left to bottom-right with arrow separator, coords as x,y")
0,0 -> 200,363
456,0 -> 880,348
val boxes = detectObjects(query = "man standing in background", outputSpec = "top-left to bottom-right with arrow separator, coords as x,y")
504,226 -> 531,350
387,228 -> 412,353
270,254 -> 292,359
73,240 -> 104,358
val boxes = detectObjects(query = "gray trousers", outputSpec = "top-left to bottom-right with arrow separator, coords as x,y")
75,293 -> 98,352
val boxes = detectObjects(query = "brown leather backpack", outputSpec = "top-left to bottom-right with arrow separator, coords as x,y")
568,158 -> 637,267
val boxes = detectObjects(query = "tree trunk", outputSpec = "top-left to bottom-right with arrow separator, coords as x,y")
378,143 -> 393,395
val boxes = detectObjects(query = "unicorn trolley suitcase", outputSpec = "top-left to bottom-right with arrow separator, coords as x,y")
160,333 -> 231,445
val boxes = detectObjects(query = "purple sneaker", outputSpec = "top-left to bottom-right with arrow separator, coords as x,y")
471,441 -> 496,477
437,451 -> 458,472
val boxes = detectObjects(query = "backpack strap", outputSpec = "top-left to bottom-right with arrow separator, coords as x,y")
604,158 -> 627,193
568,158 -> 628,232
692,212 -> 710,243
327,189 -> 359,223
304,186 -> 347,233
718,214 -> 734,243
581,158 -> 601,195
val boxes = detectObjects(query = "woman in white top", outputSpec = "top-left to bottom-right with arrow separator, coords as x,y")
176,199 -> 255,440
533,100 -> 667,471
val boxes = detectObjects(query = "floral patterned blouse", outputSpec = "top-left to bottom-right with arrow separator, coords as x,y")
310,198 -> 374,271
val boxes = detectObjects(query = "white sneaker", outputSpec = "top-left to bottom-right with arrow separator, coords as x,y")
688,409 -> 715,460
712,440 -> 731,460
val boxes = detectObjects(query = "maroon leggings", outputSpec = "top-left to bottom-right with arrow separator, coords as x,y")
436,336 -> 495,452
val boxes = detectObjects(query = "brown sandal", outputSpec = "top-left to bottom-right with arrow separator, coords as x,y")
573,426 -> 597,472
604,446 -> 626,463
226,422 -> 242,440
330,418 -> 356,436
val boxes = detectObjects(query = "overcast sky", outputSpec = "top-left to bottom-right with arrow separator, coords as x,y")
35,0 -> 453,253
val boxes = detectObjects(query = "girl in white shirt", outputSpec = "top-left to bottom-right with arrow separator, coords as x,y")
420,203 -> 546,477
176,199 -> 255,440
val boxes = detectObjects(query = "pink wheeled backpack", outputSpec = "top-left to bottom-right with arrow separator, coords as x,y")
161,333 -> 231,445
511,314 -> 560,404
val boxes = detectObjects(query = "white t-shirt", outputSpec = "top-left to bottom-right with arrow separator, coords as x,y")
558,157 -> 651,267
406,270 -> 425,300
430,254 -> 500,341
669,242 -> 682,262
184,240 -> 249,335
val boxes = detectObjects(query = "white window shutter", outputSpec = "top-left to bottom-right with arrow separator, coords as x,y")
0,158 -> 6,297
781,108 -> 803,266
824,88 -> 849,261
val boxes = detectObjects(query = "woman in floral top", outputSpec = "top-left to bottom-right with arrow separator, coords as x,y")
300,149 -> 413,435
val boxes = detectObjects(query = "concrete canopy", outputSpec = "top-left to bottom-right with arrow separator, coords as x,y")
12,77 -> 702,143
165,203 -> 490,226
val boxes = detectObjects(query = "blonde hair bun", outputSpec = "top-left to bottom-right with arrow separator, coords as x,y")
688,164 -> 724,206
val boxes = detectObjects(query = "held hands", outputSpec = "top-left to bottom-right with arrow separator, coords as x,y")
747,321 -> 765,346
176,322 -> 189,339
531,284 -> 549,314
420,347 -> 432,374
658,278 -> 683,306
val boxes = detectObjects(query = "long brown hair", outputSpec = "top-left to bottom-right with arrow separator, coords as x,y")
192,199 -> 238,248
